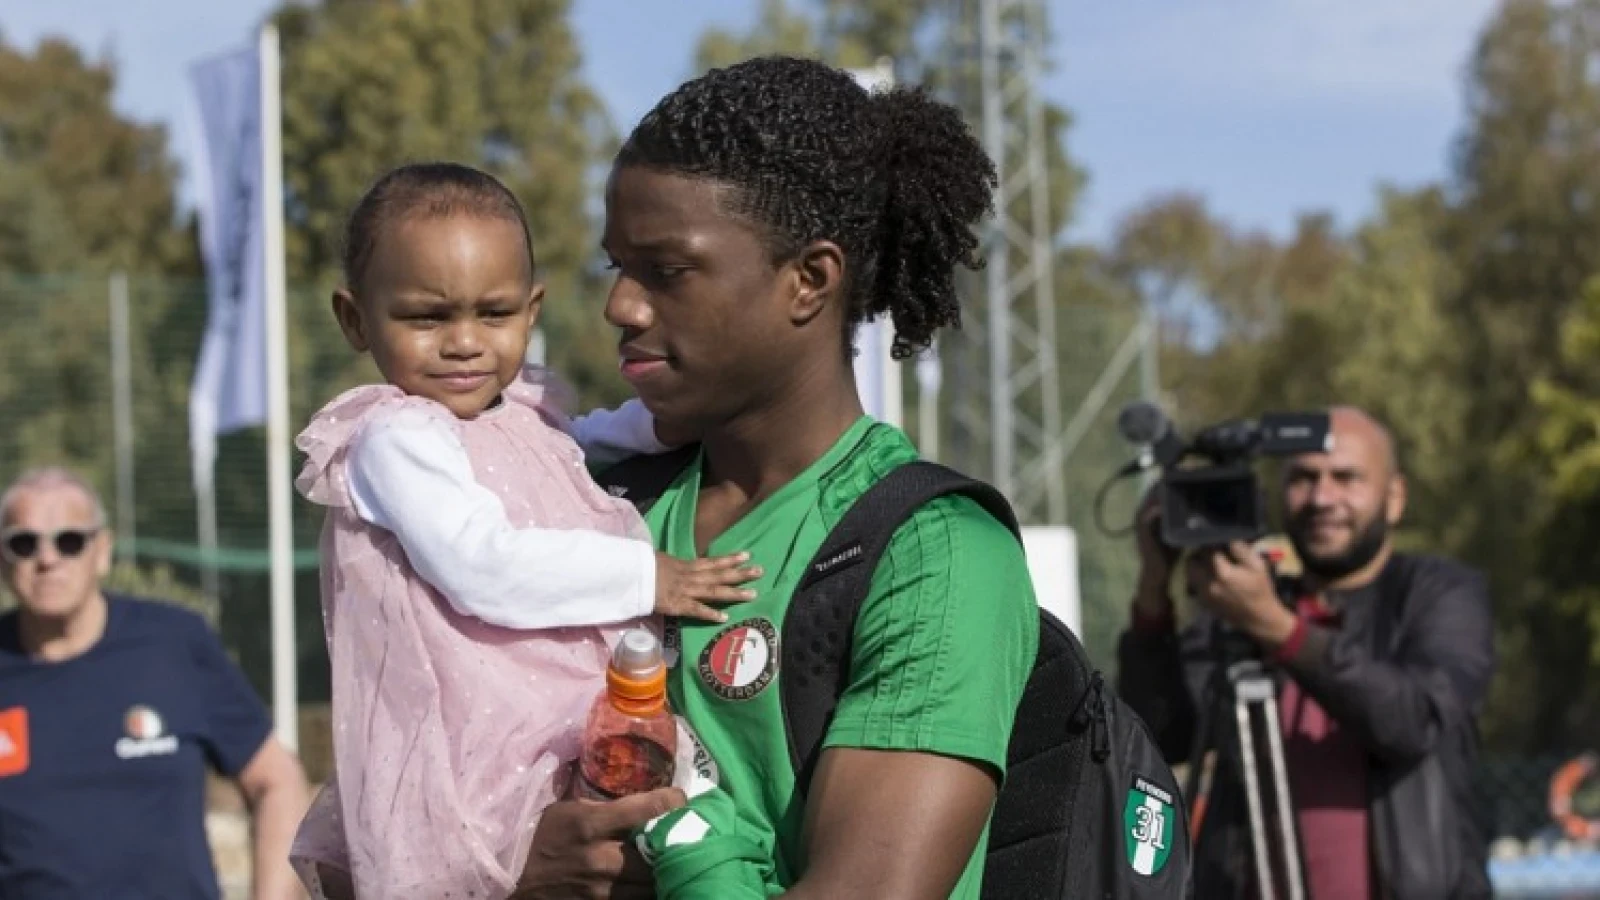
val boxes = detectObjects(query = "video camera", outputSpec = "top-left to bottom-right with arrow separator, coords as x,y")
1115,402 -> 1332,549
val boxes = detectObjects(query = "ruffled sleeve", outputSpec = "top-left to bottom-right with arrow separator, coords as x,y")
294,384 -> 456,508
503,364 -> 573,426
507,366 -> 669,467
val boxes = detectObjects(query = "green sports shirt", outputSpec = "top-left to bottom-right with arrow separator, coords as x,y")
642,417 -> 1039,897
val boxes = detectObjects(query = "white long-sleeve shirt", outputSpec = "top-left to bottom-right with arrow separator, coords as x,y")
345,399 -> 666,631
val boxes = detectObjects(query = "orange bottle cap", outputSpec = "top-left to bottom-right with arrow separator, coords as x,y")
607,629 -> 668,715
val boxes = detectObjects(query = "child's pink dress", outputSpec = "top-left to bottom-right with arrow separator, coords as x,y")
288,375 -> 655,899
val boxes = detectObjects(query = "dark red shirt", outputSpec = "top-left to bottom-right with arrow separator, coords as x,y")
1277,597 -> 1371,900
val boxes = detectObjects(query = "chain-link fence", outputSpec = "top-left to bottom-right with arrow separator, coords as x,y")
0,274 -> 331,712
6,273 -> 1594,896
1,272 -> 1157,677
1,271 -> 1159,764
1480,754 -> 1600,897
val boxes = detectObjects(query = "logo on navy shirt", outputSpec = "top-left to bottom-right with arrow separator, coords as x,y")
115,705 -> 178,759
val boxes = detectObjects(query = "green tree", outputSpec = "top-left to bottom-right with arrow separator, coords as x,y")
1434,0 -> 1600,749
1104,195 -> 1353,427
0,166 -> 79,274
1506,273 -> 1600,745
0,37 -> 196,537
0,36 -> 190,274
273,0 -> 623,410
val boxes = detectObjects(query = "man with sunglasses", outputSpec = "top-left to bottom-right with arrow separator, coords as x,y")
0,467 -> 310,899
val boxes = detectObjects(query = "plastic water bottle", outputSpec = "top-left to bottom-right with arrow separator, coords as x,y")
575,628 -> 677,799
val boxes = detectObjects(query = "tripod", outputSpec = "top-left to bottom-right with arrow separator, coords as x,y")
1183,625 -> 1308,900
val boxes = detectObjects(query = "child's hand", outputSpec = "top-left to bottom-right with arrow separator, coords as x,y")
654,551 -> 761,623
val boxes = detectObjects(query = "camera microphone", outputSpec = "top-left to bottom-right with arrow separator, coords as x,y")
1116,401 -> 1168,445
1117,401 -> 1186,470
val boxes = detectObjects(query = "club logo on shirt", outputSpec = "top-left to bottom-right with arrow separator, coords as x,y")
697,617 -> 779,702
0,707 -> 29,777
1124,775 -> 1175,876
116,705 -> 179,760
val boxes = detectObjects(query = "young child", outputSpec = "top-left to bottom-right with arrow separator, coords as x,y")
287,162 -> 758,900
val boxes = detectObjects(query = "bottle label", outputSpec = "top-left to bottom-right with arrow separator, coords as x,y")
672,715 -> 720,798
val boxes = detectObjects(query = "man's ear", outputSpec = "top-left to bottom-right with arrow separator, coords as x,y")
94,529 -> 113,579
332,289 -> 369,352
1385,473 -> 1408,526
789,240 -> 846,327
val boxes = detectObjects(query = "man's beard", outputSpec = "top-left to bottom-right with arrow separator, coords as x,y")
1290,511 -> 1391,582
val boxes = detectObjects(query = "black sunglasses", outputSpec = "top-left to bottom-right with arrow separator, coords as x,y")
0,527 -> 101,563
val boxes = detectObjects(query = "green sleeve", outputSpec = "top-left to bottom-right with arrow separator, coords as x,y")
636,786 -> 782,899
822,493 -> 1038,778
816,495 -> 1037,898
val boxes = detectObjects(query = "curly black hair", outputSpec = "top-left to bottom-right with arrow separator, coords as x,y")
616,55 -> 996,360
342,161 -> 535,290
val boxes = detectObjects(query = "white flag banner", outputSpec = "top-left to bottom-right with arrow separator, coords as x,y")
185,28 -> 297,750
187,44 -> 268,489
849,61 -> 903,428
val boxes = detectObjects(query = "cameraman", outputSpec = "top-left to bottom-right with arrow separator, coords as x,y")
1116,406 -> 1494,900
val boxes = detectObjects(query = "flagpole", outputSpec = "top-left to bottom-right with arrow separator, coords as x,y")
259,22 -> 297,753
109,272 -> 138,550
196,484 -> 220,605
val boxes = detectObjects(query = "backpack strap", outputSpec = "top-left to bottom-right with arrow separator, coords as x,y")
592,444 -> 701,514
781,460 -> 1022,797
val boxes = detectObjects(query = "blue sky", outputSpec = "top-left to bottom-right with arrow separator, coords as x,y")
3,0 -> 1500,244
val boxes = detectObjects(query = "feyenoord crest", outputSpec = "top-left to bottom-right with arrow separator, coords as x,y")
698,617 -> 779,702
1124,775 -> 1175,876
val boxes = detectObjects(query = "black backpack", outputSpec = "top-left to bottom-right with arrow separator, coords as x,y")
598,448 -> 1191,900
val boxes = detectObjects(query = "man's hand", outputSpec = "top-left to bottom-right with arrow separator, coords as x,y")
513,788 -> 686,900
1132,489 -> 1180,618
1185,541 -> 1298,649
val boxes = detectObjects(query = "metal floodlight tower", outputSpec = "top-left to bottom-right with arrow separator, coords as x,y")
970,0 -> 1065,525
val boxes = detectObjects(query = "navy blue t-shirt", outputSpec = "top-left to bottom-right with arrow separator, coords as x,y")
0,594 -> 273,899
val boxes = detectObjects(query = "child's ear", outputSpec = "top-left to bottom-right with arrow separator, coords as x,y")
526,283 -> 546,330
332,289 -> 369,352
